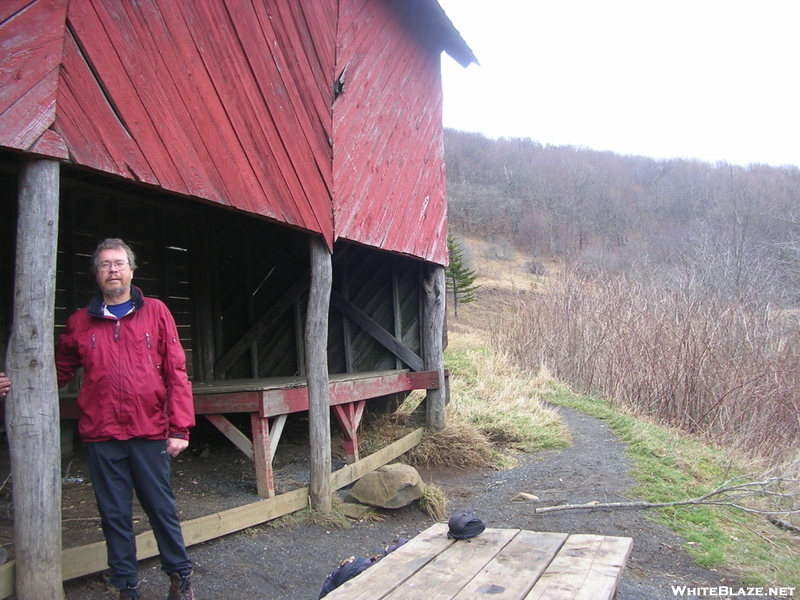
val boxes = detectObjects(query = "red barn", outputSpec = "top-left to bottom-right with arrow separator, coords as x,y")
0,0 -> 474,595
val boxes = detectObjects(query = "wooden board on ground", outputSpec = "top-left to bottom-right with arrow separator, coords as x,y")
453,531 -> 568,600
323,526 -> 633,600
524,534 -> 634,600
384,528 -> 520,600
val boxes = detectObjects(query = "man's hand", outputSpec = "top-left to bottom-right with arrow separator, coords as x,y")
166,437 -> 189,457
0,373 -> 10,398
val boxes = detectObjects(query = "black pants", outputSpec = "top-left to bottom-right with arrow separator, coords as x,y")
87,439 -> 192,590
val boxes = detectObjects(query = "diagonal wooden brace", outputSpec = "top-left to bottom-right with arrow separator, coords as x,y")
331,400 -> 366,464
204,413 -> 287,498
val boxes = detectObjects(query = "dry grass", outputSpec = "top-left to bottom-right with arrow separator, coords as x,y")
419,484 -> 448,521
404,423 -> 495,469
378,339 -> 571,471
444,341 -> 570,455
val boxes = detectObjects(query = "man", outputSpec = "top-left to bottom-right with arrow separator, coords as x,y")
55,238 -> 196,600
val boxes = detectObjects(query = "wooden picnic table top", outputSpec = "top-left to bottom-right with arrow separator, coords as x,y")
323,522 -> 633,600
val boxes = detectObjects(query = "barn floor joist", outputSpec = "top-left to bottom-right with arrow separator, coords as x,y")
0,428 -> 424,598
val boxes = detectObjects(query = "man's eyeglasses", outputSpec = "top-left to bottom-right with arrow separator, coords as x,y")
97,260 -> 130,271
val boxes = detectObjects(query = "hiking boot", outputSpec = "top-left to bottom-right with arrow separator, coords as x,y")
119,585 -> 142,600
167,571 -> 194,600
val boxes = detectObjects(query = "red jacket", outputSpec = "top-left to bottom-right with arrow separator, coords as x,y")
55,286 -> 195,443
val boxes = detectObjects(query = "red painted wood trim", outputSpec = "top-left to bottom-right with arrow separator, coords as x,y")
29,128 -> 69,159
18,371 -> 441,422
251,413 -> 275,498
258,370 -> 439,417
193,391 -> 262,415
204,414 -> 254,461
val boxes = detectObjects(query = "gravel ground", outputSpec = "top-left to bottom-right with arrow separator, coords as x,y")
50,405 -> 744,600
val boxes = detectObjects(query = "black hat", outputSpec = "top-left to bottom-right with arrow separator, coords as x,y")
447,512 -> 485,541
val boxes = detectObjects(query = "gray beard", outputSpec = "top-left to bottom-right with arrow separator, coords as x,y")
102,284 -> 128,300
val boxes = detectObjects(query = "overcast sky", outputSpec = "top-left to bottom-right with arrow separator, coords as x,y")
437,0 -> 800,168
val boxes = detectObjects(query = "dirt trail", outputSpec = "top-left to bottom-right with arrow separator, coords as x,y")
58,405 -> 737,600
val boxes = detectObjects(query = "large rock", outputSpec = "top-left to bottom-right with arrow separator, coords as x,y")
348,463 -> 424,509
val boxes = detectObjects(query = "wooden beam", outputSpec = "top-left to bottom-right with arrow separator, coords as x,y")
203,414 -> 254,460
422,265 -> 446,430
192,216 -> 216,380
0,428 -> 427,599
269,414 -> 288,462
189,370 -> 440,416
213,273 -> 310,377
11,371 -> 441,423
332,400 -> 366,463
391,260 -> 403,370
339,264 -> 354,372
251,413 -> 275,497
306,237 -> 332,512
6,159 -> 64,600
330,427 -> 423,490
330,290 -> 425,372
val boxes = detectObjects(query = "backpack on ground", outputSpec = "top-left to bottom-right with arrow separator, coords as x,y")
318,538 -> 408,599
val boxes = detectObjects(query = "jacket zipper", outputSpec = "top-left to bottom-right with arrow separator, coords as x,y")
146,333 -> 155,368
114,320 -> 120,342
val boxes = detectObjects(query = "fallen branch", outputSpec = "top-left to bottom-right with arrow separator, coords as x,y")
768,516 -> 800,535
535,476 -> 800,516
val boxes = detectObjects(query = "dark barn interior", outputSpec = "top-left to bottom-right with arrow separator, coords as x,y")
2,154 -> 425,384
1,153 -> 432,481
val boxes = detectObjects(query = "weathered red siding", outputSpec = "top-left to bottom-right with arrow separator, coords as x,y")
3,0 -> 337,241
332,0 -> 448,265
0,0 -> 68,158
1,0 -> 469,265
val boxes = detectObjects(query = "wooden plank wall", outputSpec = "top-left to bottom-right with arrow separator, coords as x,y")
0,163 -> 425,385
0,0 -> 69,158
333,0 -> 449,265
330,244 -> 421,374
54,0 -> 335,241
55,182 -> 199,379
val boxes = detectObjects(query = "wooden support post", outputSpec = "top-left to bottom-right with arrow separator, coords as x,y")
306,237 -> 332,512
6,159 -> 64,599
423,265 -> 446,431
250,413 -> 275,498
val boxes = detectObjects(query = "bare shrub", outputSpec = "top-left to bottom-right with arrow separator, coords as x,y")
493,264 -> 800,465
526,261 -> 547,275
481,240 -> 515,261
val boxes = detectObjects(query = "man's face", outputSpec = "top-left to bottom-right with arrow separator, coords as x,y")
95,248 -> 133,302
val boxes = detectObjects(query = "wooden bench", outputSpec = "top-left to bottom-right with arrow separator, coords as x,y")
323,522 -> 633,600
191,369 -> 440,497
